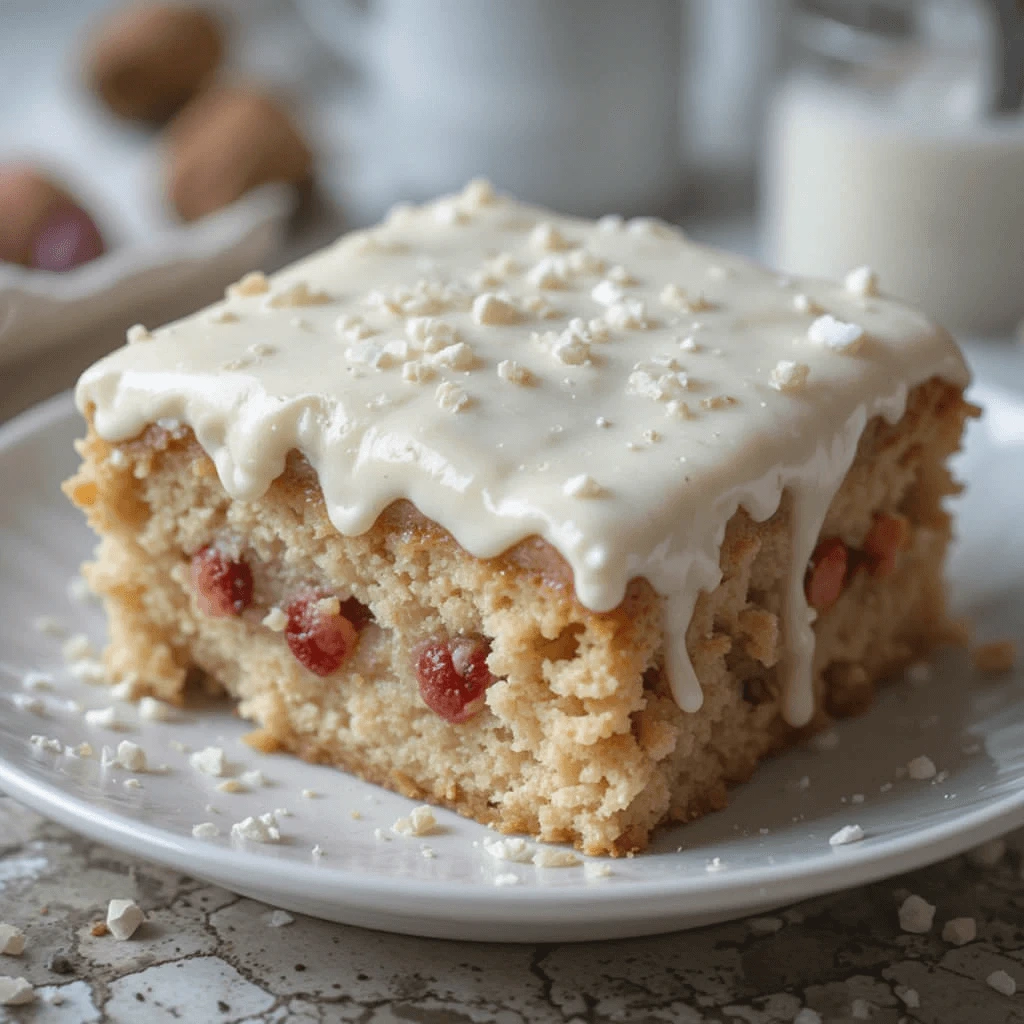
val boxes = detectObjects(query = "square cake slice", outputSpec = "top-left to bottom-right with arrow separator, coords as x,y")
66,181 -> 973,854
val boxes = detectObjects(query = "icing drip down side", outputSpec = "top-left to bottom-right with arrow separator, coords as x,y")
76,181 -> 969,727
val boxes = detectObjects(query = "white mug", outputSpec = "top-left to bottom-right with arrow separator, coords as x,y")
298,0 -> 686,220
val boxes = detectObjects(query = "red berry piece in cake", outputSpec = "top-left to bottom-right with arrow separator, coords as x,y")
415,636 -> 495,723
285,594 -> 358,676
805,537 -> 848,613
862,512 -> 909,578
190,546 -> 253,616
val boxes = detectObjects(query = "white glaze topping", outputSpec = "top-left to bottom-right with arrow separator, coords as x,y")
76,182 -> 969,726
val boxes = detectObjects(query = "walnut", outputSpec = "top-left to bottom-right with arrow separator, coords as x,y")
165,86 -> 312,222
84,4 -> 224,123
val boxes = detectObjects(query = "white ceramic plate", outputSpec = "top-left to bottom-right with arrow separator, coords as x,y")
0,389 -> 1021,943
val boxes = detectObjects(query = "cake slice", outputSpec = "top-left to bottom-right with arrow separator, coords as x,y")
65,181 -> 973,855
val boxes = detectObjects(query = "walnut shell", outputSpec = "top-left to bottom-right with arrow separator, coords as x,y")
165,85 -> 312,222
84,4 -> 224,123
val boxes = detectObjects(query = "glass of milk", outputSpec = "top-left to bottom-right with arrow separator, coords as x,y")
763,0 -> 1024,335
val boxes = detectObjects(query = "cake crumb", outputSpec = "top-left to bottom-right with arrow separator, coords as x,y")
529,221 -> 571,252
770,360 -> 810,392
227,271 -> 269,297
829,824 -> 864,847
435,380 -> 471,414
231,815 -> 280,843
265,280 -> 331,308
189,746 -> 227,776
584,862 -> 612,880
123,778 -> 143,790
0,923 -> 25,955
792,293 -> 822,315
138,696 -> 175,722
12,694 -> 44,714
563,474 -> 606,499
844,265 -> 879,297
497,359 -> 534,386
61,633 -> 94,660
238,769 -> 266,788
110,679 -> 140,701
312,844 -> 325,859
191,822 -> 219,839
128,323 -> 154,345
421,846 -> 437,859
84,706 -> 128,731
895,986 -> 919,1008
106,899 -> 144,940
987,969 -> 1017,997
483,837 -> 534,863
30,735 -> 63,754
0,976 -> 34,1006
898,894 -> 936,933
261,607 -> 288,631
217,779 -> 244,794
850,998 -> 872,1019
301,789 -> 320,799
265,909 -> 294,928
942,916 -> 977,945
34,616 -> 67,638
20,671 -> 53,692
532,847 -> 580,868
972,640 -> 1016,675
472,292 -> 520,326
392,806 -> 438,837
493,873 -> 521,887
907,755 -> 937,781
113,740 -> 147,773
808,314 -> 865,354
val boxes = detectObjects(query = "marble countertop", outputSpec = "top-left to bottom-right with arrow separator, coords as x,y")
2,798 -> 1024,1023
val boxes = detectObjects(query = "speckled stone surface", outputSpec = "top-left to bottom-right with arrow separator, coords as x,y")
1,799 -> 1023,1023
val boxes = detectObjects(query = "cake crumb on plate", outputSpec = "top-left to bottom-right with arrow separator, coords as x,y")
898,894 -> 935,933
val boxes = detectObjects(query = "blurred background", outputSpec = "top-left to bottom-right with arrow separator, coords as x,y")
1,0 -> 1022,418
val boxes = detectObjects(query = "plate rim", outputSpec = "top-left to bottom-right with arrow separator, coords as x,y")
2,389 -> 1023,934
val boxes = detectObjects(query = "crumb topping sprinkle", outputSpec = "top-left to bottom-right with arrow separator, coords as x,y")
77,182 -> 969,727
